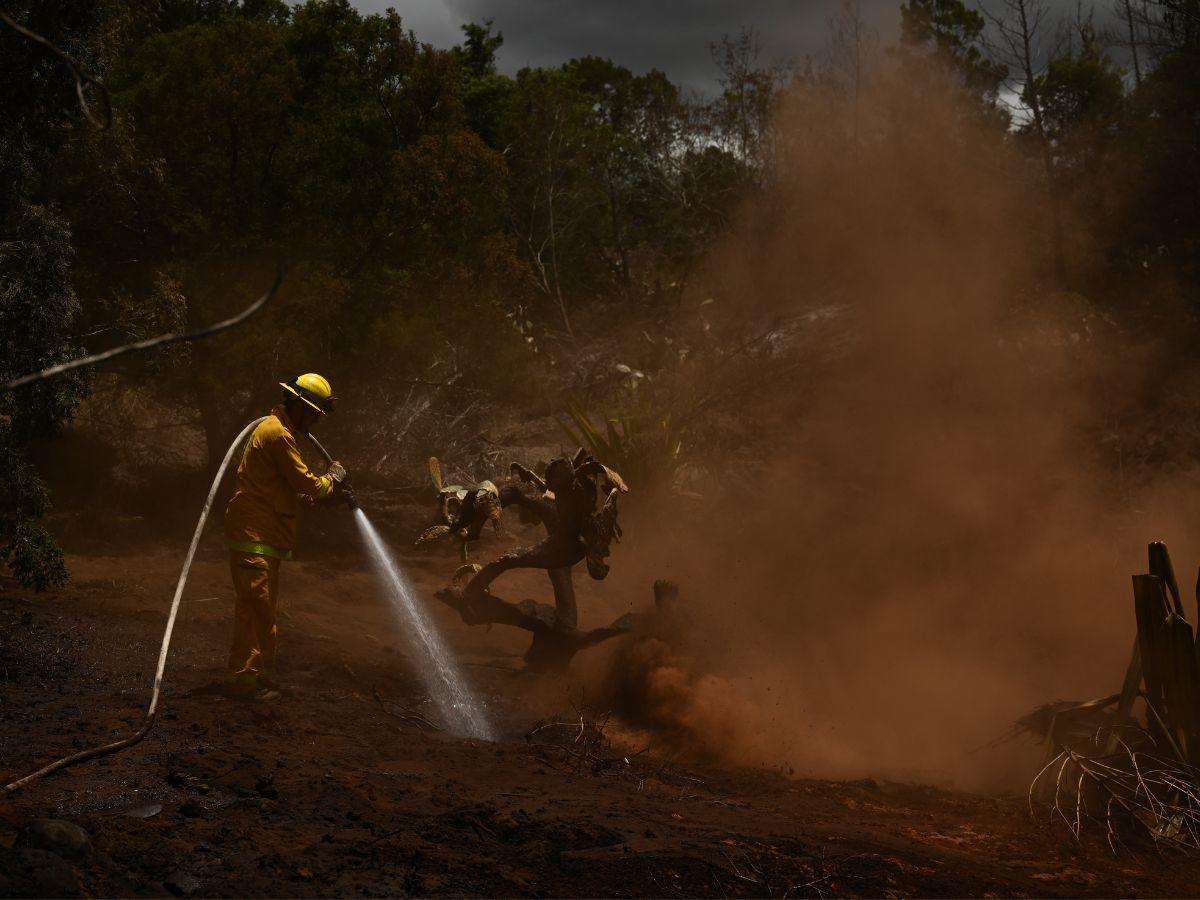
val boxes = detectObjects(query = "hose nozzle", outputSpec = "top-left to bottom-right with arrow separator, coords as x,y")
308,433 -> 358,510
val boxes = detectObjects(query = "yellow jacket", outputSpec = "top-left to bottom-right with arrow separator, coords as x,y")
224,405 -> 334,559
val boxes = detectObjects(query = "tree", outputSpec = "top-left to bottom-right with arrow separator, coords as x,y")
562,57 -> 694,295
0,202 -> 90,591
501,66 -> 597,337
984,0 -> 1070,285
825,0 -> 880,146
88,1 -> 531,471
1103,0 -> 1198,290
0,3 -> 101,589
3,1 -> 790,536
1032,22 -> 1126,172
499,55 -> 723,330
1114,0 -> 1144,85
706,29 -> 788,183
453,20 -> 514,148
897,0 -> 1009,125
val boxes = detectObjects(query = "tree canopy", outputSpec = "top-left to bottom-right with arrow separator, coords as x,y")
1,0 -> 1198,589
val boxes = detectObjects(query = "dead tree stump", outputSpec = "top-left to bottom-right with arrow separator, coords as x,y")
430,453 -> 633,671
434,583 -> 633,671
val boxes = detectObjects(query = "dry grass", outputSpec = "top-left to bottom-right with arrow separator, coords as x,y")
1030,723 -> 1200,852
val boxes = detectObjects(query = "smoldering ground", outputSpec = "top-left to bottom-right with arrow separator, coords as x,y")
570,74 -> 1200,790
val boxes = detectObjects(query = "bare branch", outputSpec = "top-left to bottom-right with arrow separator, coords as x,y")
4,269 -> 284,391
0,10 -> 112,129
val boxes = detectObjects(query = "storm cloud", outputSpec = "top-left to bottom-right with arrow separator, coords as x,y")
369,0 -> 903,92
366,1 -> 1119,94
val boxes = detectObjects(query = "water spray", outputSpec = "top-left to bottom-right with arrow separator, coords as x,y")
303,433 -> 491,740
353,512 -> 493,740
1,418 -> 490,797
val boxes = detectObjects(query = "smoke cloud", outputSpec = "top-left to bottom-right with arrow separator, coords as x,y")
574,74 -> 1200,789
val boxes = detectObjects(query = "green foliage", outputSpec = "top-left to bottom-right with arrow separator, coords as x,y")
0,201 -> 89,439
559,373 -> 684,493
35,0 -> 770,463
0,426 -> 68,592
498,52 -> 742,325
453,21 -> 514,147
455,19 -> 503,80
1,5 -> 97,590
86,1 -> 534,463
113,16 -> 300,250
1091,7 -> 1199,287
0,200 -> 86,591
0,0 -> 105,144
707,30 -> 787,179
1021,24 -> 1125,255
153,0 -> 291,30
1033,27 -> 1125,137
1026,24 -> 1125,185
897,0 -> 1008,122
4,0 -> 1199,555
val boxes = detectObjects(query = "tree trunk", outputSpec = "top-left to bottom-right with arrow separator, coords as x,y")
438,482 -> 620,670
605,171 -> 632,290
1015,0 -> 1069,288
434,583 -> 631,672
546,181 -> 573,337
548,567 -> 577,630
1123,0 -> 1143,86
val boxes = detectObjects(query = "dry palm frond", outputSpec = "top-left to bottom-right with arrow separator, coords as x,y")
1013,694 -> 1121,748
414,524 -> 451,547
1030,725 -> 1200,852
452,563 -> 481,587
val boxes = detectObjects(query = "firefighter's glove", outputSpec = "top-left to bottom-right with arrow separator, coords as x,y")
328,461 -> 347,484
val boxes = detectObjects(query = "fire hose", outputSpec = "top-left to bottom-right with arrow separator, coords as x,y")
2,417 -> 351,796
2,417 -> 275,796
306,432 -> 358,510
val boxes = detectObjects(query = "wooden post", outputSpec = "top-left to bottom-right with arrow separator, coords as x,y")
1149,541 -> 1184,616
1105,639 -> 1143,755
1132,574 -> 1173,740
1164,613 -> 1200,764
1105,544 -> 1199,759
1193,565 -> 1200,655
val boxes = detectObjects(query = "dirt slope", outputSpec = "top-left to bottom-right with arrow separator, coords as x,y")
2,537 -> 1198,898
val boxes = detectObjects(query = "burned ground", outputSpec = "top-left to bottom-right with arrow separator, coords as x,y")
4,523 -> 1200,898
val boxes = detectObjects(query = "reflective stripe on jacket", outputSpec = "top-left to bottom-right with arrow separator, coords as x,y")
223,405 -> 333,557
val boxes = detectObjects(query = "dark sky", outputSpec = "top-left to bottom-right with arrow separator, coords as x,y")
357,1 -> 1116,94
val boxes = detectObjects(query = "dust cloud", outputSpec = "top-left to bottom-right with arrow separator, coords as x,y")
575,76 -> 1200,790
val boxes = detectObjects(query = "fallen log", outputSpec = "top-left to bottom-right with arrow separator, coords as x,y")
434,584 -> 634,671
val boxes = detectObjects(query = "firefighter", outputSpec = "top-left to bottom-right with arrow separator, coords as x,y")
222,373 -> 351,699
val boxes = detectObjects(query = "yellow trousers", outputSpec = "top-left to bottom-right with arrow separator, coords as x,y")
225,552 -> 282,687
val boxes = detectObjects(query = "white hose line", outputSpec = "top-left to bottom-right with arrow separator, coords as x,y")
2,416 -> 267,796
147,415 -> 268,719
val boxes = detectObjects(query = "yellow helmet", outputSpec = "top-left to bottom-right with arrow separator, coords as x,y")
280,373 -> 335,414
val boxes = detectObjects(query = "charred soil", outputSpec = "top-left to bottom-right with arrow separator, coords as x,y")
3,531 -> 1200,898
